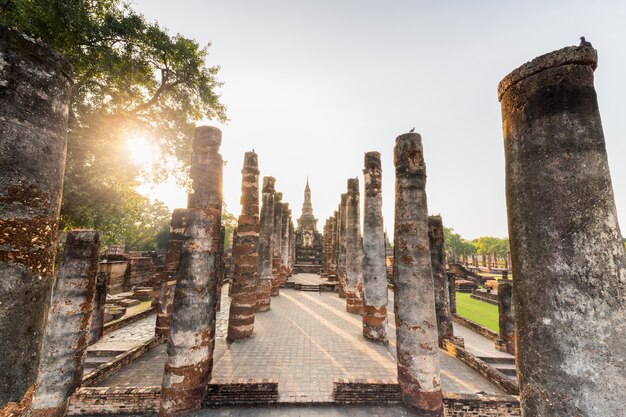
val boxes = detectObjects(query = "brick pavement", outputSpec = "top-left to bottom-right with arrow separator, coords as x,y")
100,274 -> 503,401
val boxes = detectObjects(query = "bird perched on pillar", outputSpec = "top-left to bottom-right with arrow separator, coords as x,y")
579,36 -> 593,48
409,127 -> 415,133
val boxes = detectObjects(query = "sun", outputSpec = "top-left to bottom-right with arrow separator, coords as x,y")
126,134 -> 158,167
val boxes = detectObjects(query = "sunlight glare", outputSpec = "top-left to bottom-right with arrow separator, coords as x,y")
126,134 -> 159,167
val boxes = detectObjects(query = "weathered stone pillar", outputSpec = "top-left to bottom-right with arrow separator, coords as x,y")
227,151 -> 260,342
29,230 -> 100,417
447,272 -> 456,315
160,126 -> 222,416
215,225 -> 225,313
279,203 -> 290,286
155,280 -> 176,338
88,271 -> 108,344
164,209 -> 188,276
271,192 -> 283,296
337,194 -> 348,298
159,210 -> 218,416
30,231 -> 100,417
288,220 -> 295,276
495,280 -> 515,355
256,177 -> 275,311
393,132 -> 443,416
345,178 -> 364,314
361,152 -> 388,341
428,216 -> 454,345
0,27 -> 73,406
498,45 -> 625,416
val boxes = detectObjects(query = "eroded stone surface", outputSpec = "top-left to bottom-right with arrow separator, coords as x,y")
256,177 -> 276,312
345,178 -> 364,315
428,216 -> 453,345
393,132 -> 443,416
500,45 -> 626,416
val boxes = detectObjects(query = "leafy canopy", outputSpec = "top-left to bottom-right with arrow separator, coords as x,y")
1,0 -> 227,248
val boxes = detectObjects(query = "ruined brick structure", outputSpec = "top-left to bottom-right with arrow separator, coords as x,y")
0,27 -> 73,407
256,177 -> 276,311
428,216 -> 454,345
345,178 -> 364,314
499,45 -> 626,416
279,202 -> 290,286
227,151 -> 260,341
89,272 -> 109,344
495,280 -> 515,355
361,152 -> 388,341
30,231 -> 100,417
393,132 -> 443,416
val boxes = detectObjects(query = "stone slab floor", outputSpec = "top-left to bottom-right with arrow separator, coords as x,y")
99,274 -> 503,402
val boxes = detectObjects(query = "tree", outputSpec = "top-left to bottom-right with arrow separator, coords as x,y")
471,236 -> 510,257
1,0 -> 226,246
443,227 -> 476,255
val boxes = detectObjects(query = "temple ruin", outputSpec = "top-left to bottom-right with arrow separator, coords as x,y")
0,25 -> 624,417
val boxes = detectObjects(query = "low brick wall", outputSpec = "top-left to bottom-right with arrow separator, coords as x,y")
82,336 -> 162,387
68,387 -> 160,416
441,340 -> 519,395
444,392 -> 520,416
332,379 -> 520,415
471,291 -> 498,305
452,314 -> 499,341
203,379 -> 279,405
332,378 -> 400,404
68,380 -> 279,415
102,306 -> 156,336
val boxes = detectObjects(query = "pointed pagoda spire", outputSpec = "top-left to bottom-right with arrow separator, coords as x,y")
298,178 -> 317,231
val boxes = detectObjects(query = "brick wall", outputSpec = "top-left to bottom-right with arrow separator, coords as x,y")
332,379 -> 520,416
99,261 -> 127,294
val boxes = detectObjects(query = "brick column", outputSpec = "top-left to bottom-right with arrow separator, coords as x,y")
155,280 -> 176,338
160,126 -> 222,416
495,280 -> 515,355
499,45 -> 625,416
256,177 -> 275,311
337,194 -> 348,298
271,192 -> 283,296
89,271 -> 108,344
447,272 -> 457,315
345,178 -> 364,314
288,219 -> 295,276
279,203 -> 290,286
227,151 -> 260,341
0,28 -> 73,406
428,216 -> 453,345
393,132 -> 443,416
30,231 -> 100,417
362,152 -> 388,341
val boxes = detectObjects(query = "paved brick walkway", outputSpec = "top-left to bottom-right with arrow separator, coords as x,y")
100,274 -> 503,401
88,314 -> 156,352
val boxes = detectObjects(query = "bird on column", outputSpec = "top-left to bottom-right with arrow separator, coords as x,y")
409,127 -> 415,133
579,36 -> 593,48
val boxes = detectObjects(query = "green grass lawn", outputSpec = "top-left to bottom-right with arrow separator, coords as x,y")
456,292 -> 499,333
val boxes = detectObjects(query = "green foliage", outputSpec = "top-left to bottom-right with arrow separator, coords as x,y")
443,227 -> 476,255
1,0 -> 226,247
455,292 -> 499,332
471,236 -> 510,257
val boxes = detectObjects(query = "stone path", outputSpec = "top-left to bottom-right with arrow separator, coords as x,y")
99,274 -> 503,401
87,314 -> 156,352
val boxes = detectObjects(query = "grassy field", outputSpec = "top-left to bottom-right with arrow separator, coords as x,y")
456,292 -> 499,332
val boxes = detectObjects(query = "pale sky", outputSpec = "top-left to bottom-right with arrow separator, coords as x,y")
132,0 -> 626,240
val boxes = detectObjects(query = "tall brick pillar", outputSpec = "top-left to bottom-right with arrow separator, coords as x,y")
428,216 -> 453,345
345,178 -> 364,314
89,271 -> 108,344
155,280 -> 176,338
393,132 -> 443,416
362,152 -> 388,341
227,151 -> 260,341
495,280 -> 515,355
256,177 -> 275,311
160,126 -> 222,416
337,194 -> 348,298
0,27 -> 73,406
271,192 -> 283,296
30,231 -> 100,417
279,203 -> 290,286
499,45 -> 626,416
